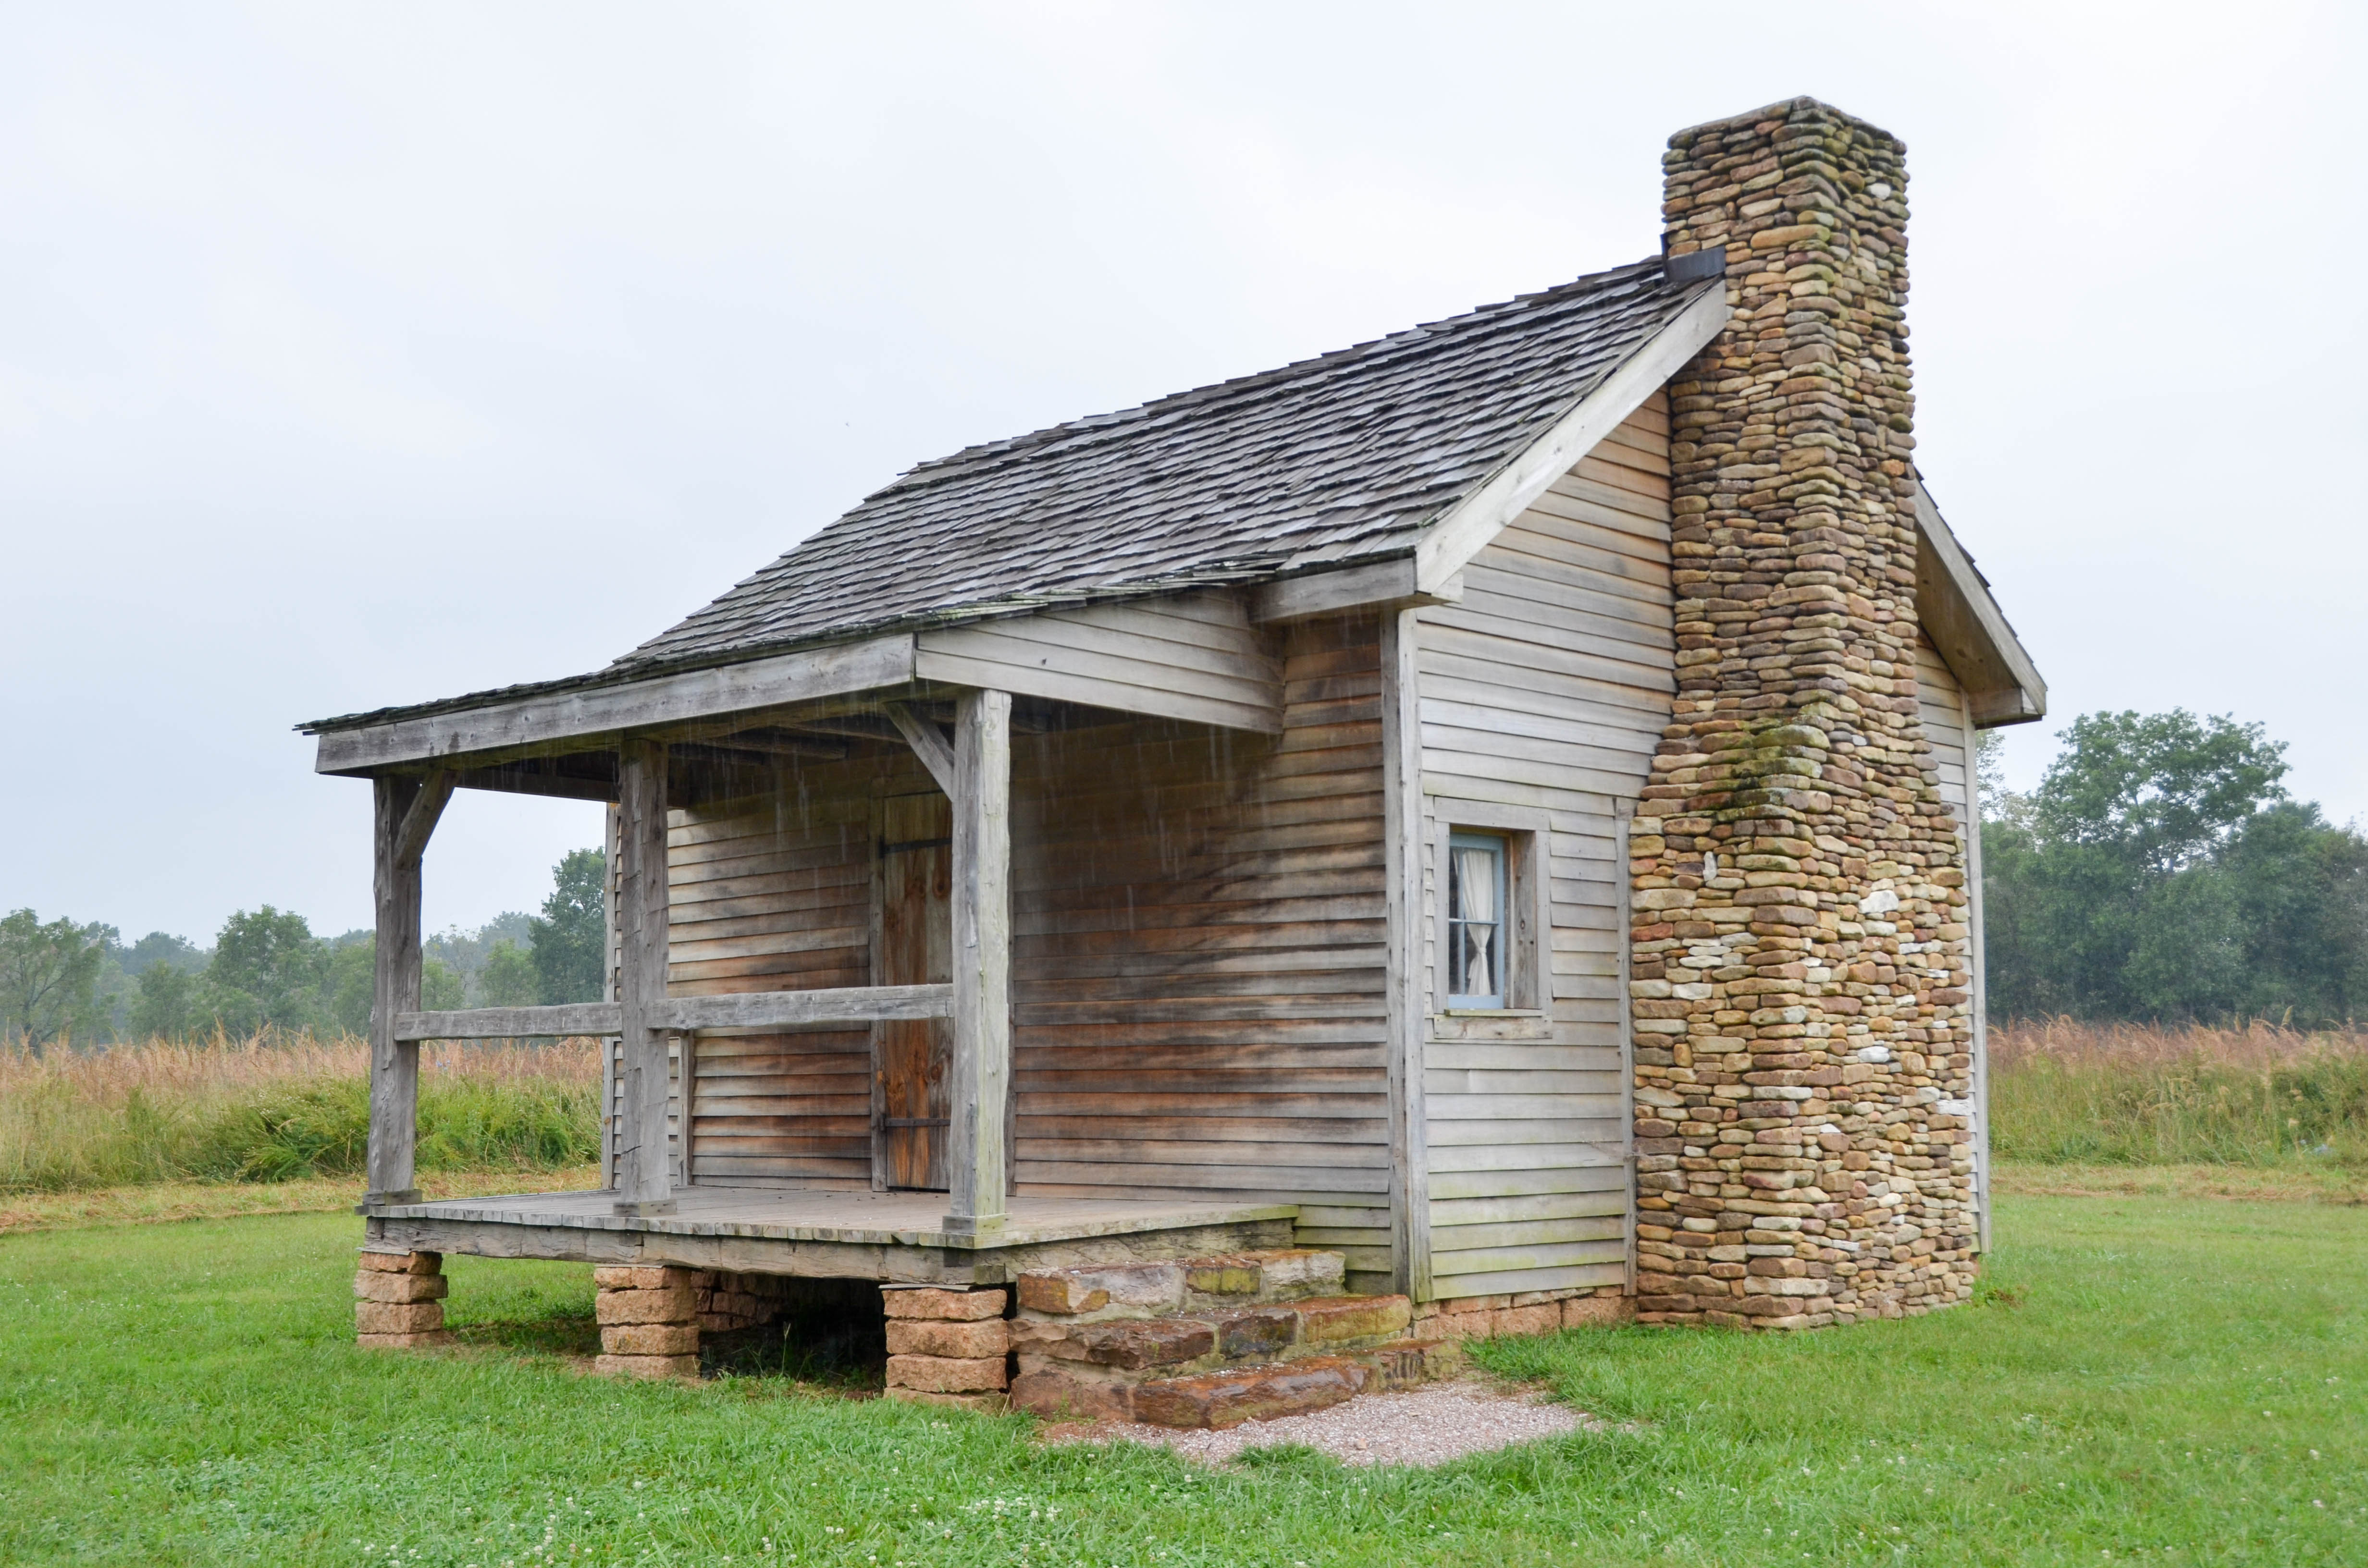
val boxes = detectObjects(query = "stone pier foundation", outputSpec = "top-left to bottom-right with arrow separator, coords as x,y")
355,1249 -> 453,1348
594,1265 -> 703,1379
882,1286 -> 1010,1411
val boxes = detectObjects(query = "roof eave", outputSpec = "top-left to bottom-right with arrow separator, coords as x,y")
1912,481 -> 2047,727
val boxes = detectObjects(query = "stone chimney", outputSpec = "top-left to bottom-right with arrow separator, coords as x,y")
1629,99 -> 1979,1329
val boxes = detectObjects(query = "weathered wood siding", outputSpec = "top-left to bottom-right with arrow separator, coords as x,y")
666,762 -> 898,1189
1914,633 -> 1971,822
1411,395 -> 1674,1301
915,591 -> 1284,735
1009,615 -> 1394,1290
644,619 -> 1391,1283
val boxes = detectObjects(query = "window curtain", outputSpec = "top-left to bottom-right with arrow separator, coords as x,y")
1453,843 -> 1498,998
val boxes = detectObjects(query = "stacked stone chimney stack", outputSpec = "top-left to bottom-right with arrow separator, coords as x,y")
1630,98 -> 1981,1329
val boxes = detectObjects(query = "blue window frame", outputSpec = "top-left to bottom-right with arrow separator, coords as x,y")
1446,831 -> 1508,1007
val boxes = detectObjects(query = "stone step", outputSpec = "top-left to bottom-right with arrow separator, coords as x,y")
1007,1288 -> 1471,1426
1013,1291 -> 1411,1375
1012,1336 -> 1466,1428
1012,1249 -> 1347,1323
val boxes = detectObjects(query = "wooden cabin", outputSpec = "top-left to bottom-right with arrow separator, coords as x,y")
308,98 -> 2045,1401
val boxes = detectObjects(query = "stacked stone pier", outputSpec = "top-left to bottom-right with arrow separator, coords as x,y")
353,1249 -> 453,1348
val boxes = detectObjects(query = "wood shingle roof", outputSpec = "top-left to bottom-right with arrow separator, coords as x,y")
616,256 -> 1713,674
306,255 -> 1715,733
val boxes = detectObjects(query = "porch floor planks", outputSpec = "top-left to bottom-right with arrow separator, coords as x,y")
372,1185 -> 1296,1251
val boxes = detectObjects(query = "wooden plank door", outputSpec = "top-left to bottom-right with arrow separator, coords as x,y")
876,792 -> 953,1190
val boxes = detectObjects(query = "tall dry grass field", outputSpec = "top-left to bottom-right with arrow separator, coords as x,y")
10,1021 -> 2366,1197
1990,1017 -> 2368,1168
0,1032 -> 603,1193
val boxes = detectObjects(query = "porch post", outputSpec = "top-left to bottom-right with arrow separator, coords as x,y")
943,688 -> 1012,1236
365,772 -> 451,1206
1380,609 -> 1431,1299
614,739 -> 676,1215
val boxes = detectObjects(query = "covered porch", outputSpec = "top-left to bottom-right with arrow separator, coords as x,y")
309,586 -> 1427,1367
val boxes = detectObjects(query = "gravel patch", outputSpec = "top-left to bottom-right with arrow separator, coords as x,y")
1042,1381 -> 1597,1468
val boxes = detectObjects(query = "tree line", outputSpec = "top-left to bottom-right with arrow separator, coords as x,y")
1,849 -> 608,1049
11,713 -> 2363,1042
1981,711 -> 2368,1025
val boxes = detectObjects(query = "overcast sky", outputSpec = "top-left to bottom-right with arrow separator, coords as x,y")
6,2 -> 2363,946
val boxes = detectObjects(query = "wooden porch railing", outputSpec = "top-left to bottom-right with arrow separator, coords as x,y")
390,984 -> 955,1043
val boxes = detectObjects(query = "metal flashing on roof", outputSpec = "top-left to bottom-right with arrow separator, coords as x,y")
1661,245 -> 1727,284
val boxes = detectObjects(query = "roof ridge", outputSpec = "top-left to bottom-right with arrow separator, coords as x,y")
872,255 -> 1668,500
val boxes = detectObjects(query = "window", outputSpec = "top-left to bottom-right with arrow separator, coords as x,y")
1446,831 -> 1508,1007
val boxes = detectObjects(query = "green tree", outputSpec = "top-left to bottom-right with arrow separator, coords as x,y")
2031,710 -> 2287,872
421,956 -> 466,1012
1983,710 -> 2367,1023
529,848 -> 608,1004
479,939 -> 540,1007
0,909 -> 110,1049
325,939 -> 376,1038
204,906 -> 328,1034
131,964 -> 202,1041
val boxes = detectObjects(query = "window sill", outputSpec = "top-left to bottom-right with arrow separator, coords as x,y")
1428,1009 -> 1553,1042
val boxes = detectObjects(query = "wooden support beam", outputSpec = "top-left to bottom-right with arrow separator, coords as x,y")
453,761 -> 619,803
310,632 -> 916,773
613,739 -> 675,1215
1248,558 -> 1463,625
885,702 -> 957,796
363,775 -> 433,1206
393,986 -> 952,1041
942,688 -> 1012,1237
395,1002 -> 625,1041
393,771 -> 455,865
653,984 -> 952,1033
1380,609 -> 1432,1299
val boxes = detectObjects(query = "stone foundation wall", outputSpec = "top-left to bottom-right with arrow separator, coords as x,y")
1631,98 -> 1979,1332
1416,1284 -> 1632,1340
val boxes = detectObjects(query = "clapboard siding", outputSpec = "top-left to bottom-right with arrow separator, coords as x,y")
915,590 -> 1285,735
1011,614 -> 1394,1291
643,611 -> 1394,1284
667,758 -> 903,1189
1411,394 -> 1672,1301
1915,633 -> 1971,820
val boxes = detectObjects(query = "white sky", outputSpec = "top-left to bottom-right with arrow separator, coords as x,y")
5,1 -> 2363,945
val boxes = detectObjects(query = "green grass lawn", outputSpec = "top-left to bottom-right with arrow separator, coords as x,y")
1,1198 -> 2362,1567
